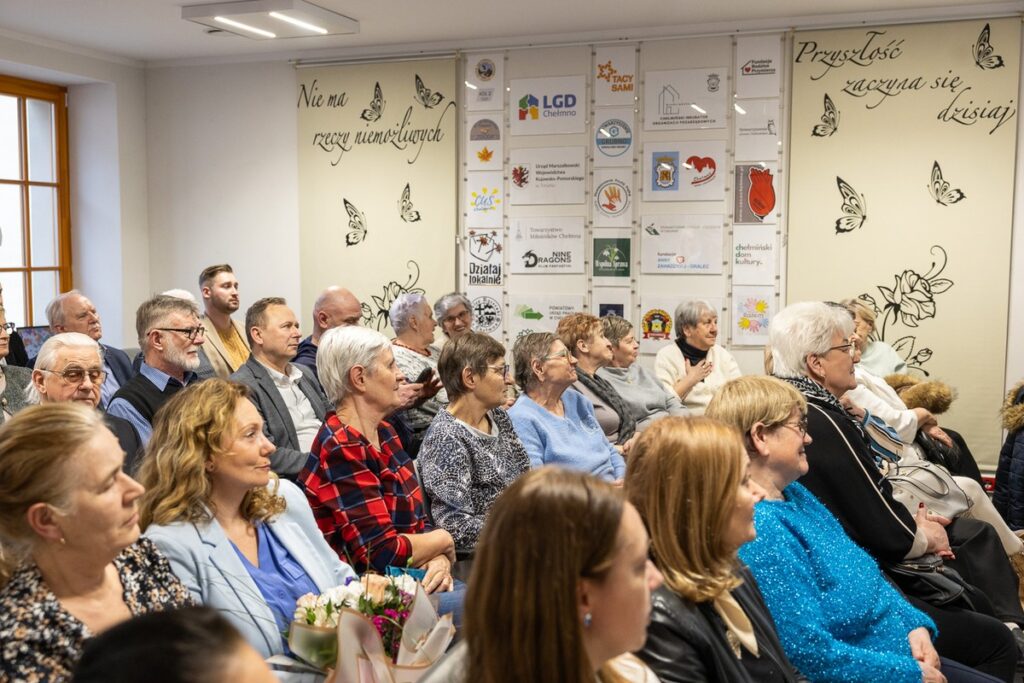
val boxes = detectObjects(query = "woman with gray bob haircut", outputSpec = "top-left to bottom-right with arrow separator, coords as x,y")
315,325 -> 391,405
388,293 -> 446,455
654,299 -> 741,415
434,293 -> 473,341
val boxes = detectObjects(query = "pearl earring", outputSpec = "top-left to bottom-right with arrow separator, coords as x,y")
582,612 -> 593,628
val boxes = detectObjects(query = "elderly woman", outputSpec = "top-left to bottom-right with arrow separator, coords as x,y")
556,312 -> 636,447
28,332 -> 142,473
508,332 -> 625,482
655,300 -> 741,414
842,297 -> 908,377
708,376 -> 1013,683
626,417 -> 805,683
297,326 -> 459,599
599,315 -> 688,429
422,467 -> 663,683
0,404 -> 193,680
0,307 -> 31,421
139,379 -> 356,660
769,302 -> 1024,640
389,292 -> 446,454
418,332 -> 530,558
434,292 -> 473,342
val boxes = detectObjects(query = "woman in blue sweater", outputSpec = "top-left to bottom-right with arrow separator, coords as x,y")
707,376 -> 1012,683
508,333 -> 625,482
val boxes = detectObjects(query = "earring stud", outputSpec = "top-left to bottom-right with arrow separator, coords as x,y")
582,612 -> 593,628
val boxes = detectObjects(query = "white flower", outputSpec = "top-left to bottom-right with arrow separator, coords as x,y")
391,574 -> 418,597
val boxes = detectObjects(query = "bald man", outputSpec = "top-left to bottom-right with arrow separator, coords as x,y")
292,286 -> 363,379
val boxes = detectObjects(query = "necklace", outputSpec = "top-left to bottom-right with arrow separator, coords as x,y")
392,340 -> 430,356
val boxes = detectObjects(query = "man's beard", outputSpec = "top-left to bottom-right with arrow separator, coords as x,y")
165,342 -> 201,372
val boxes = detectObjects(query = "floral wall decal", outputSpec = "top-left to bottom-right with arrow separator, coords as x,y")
360,261 -> 426,331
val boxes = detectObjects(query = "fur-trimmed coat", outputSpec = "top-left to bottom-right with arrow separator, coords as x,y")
993,381 -> 1024,529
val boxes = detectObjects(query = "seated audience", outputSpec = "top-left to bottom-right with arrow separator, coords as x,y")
842,297 -> 908,376
0,404 -> 193,680
297,326 -> 460,613
130,289 -> 218,380
996,381 -> 1024,530
45,290 -> 133,409
389,292 -> 446,454
140,379 -> 356,659
434,292 -> 473,342
418,332 -> 530,558
108,295 -> 206,444
769,302 -> 1024,639
598,315 -> 688,429
0,283 -> 29,368
198,264 -> 250,378
508,332 -> 625,482
0,306 -> 31,421
655,300 -> 741,414
230,297 -> 329,478
292,285 -> 364,379
557,312 -> 637,448
28,333 -> 142,473
626,417 -> 804,682
422,467 -> 663,683
708,376 -> 1013,682
72,607 -> 276,683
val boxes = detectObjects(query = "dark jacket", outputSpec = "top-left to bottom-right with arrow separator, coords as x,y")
994,381 -> 1024,529
104,413 -> 143,475
229,355 -> 330,477
637,564 -> 805,683
100,344 -> 133,386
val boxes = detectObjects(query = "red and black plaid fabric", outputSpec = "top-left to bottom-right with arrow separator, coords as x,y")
298,412 -> 430,572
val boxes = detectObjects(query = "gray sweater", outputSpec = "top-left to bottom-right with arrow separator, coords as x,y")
598,364 -> 688,430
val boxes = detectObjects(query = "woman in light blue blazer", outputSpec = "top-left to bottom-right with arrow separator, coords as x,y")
138,379 -> 356,659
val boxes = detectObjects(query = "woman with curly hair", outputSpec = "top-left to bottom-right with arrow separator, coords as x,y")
138,379 -> 356,659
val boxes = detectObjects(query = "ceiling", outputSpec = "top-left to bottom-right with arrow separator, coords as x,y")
0,0 -> 1018,66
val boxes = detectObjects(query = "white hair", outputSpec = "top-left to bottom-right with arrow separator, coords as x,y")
317,325 -> 391,405
433,292 -> 471,323
161,288 -> 197,304
25,332 -> 103,405
769,301 -> 854,378
45,290 -> 84,330
389,292 -> 427,335
673,299 -> 715,339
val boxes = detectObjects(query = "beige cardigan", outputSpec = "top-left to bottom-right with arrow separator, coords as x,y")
199,315 -> 250,378
653,342 -> 742,415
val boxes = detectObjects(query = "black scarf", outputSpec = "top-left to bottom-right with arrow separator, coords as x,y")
675,338 -> 708,366
778,374 -> 868,443
575,369 -> 637,444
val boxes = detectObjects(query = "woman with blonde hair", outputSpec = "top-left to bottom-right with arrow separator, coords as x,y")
0,403 -> 193,680
422,467 -> 663,683
626,416 -> 804,682
139,379 -> 356,659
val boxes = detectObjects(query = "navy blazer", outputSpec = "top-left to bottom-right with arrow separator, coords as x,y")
144,479 -> 356,659
100,343 -> 134,386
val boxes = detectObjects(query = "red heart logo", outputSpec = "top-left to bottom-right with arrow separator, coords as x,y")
686,156 -> 715,173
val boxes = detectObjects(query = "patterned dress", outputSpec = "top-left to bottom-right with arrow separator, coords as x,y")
0,538 -> 195,682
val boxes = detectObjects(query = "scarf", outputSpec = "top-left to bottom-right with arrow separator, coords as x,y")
576,369 -> 637,443
675,338 -> 709,366
778,374 -> 867,437
712,590 -> 759,659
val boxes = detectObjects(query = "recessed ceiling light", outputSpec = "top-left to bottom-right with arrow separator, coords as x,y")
183,0 -> 358,40
269,11 -> 328,34
214,16 -> 276,38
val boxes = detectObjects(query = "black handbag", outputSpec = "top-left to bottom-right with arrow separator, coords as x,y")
884,553 -> 977,611
914,430 -> 962,472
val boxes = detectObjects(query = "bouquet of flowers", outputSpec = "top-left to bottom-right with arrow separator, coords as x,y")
289,574 -> 454,683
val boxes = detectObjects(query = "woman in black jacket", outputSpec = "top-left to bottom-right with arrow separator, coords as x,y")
626,416 -> 806,683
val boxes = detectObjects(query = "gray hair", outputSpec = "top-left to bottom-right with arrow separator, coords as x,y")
161,288 -> 198,304
434,293 -> 471,324
769,301 -> 855,378
600,315 -> 634,348
389,292 -> 428,335
317,325 -> 391,405
25,332 -> 103,405
44,290 -> 83,330
135,295 -> 200,350
673,300 -> 715,339
512,332 -> 557,393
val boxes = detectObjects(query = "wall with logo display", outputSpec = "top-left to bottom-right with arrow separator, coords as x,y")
459,36 -> 784,374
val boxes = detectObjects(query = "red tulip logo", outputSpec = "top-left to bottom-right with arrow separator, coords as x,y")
748,167 -> 776,219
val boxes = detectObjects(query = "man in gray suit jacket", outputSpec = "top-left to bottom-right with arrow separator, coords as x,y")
230,297 -> 329,477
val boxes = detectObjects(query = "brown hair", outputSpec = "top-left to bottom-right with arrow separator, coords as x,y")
436,331 -> 505,402
706,376 -> 807,451
198,264 -> 234,290
600,315 -> 634,348
0,403 -> 105,585
625,417 -> 745,602
465,467 -> 625,683
244,296 -> 288,347
557,313 -> 602,359
138,379 -> 285,529
841,297 -> 877,330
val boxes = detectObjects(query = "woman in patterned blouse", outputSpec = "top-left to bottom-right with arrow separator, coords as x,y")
0,403 -> 193,682
418,332 -> 530,558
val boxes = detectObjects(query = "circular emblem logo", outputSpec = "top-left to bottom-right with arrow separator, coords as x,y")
641,309 -> 672,340
594,178 -> 631,218
475,59 -> 496,82
471,296 -> 502,333
595,118 -> 632,158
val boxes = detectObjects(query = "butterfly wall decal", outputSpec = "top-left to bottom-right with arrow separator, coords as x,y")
928,161 -> 966,206
413,74 -> 444,108
360,82 -> 385,122
399,183 -> 421,223
834,177 -> 867,234
343,198 -> 367,246
811,93 -> 839,137
973,23 -> 1005,70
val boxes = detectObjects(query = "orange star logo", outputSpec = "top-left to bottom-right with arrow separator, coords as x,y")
597,60 -> 617,82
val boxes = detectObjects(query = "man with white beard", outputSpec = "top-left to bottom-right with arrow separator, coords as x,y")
107,295 -> 206,444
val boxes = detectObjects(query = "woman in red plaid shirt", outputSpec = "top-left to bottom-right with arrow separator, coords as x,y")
298,325 -> 458,598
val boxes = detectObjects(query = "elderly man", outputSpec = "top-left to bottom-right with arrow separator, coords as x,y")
292,286 -> 363,379
30,332 -> 143,472
108,295 -> 205,444
45,290 -> 133,408
199,264 -> 249,378
230,297 -> 329,478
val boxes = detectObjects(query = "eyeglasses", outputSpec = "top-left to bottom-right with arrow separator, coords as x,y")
825,338 -> 856,358
0,322 -> 14,334
39,366 -> 107,385
444,310 -> 472,324
542,348 -> 572,362
154,325 -> 206,342
778,417 -> 809,436
486,364 -> 511,380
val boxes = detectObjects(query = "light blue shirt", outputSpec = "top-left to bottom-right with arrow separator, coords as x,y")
107,362 -> 197,445
508,390 -> 625,481
99,356 -> 121,409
